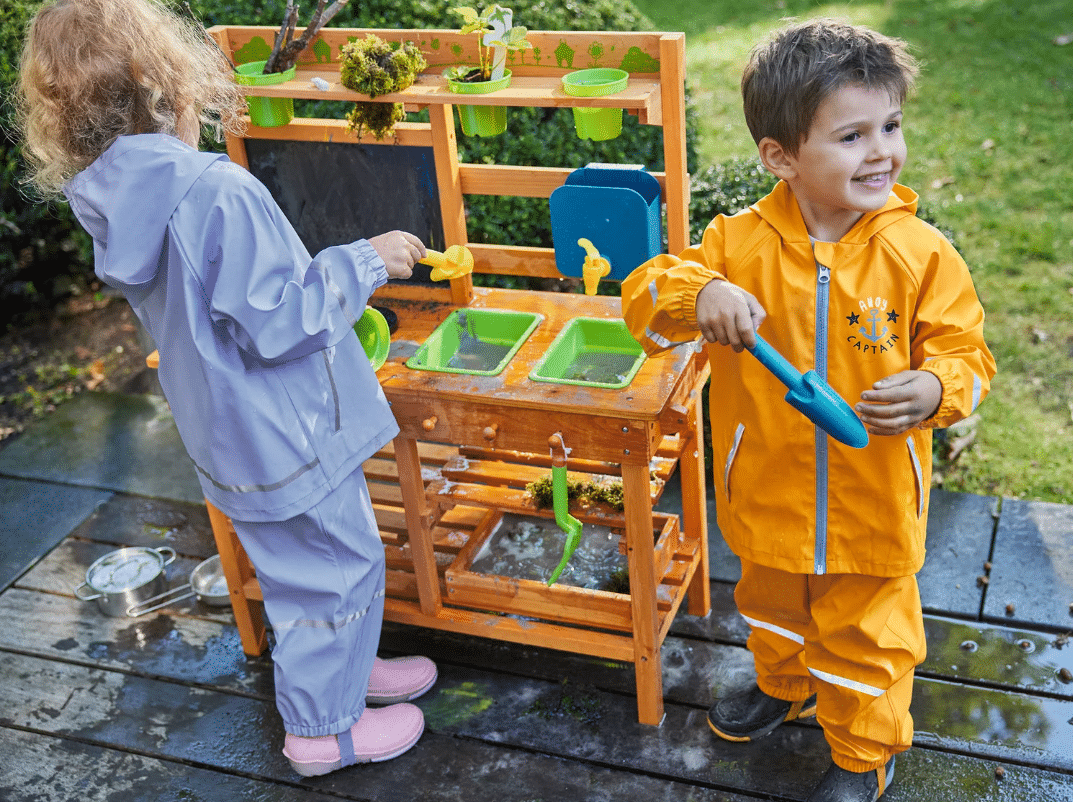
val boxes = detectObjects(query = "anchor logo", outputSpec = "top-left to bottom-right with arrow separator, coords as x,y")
857,297 -> 888,343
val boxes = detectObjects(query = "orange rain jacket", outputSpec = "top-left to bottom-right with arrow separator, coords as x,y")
622,182 -> 996,578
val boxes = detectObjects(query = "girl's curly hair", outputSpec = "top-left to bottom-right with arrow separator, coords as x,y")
14,0 -> 246,198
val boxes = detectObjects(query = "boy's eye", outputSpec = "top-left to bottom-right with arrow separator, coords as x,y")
841,132 -> 860,144
883,121 -> 901,133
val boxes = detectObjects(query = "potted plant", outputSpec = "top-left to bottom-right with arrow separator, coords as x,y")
233,0 -> 349,128
339,34 -> 427,140
443,5 -> 532,137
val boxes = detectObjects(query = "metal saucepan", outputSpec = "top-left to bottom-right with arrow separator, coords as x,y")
75,547 -> 229,617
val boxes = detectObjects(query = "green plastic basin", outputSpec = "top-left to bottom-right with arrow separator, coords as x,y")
529,317 -> 645,389
407,308 -> 542,376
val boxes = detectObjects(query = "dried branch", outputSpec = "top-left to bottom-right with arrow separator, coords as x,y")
264,0 -> 350,74
264,0 -> 298,74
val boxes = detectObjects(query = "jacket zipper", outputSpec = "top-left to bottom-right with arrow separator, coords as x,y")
814,262 -> 831,575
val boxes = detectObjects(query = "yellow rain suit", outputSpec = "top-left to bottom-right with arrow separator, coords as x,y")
622,181 -> 995,771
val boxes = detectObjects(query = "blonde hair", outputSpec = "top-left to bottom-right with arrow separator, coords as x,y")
14,0 -> 246,197
742,19 -> 919,156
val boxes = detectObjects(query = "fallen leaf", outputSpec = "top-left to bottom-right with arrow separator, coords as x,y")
85,358 -> 106,390
981,139 -> 995,151
1055,32 -> 1073,45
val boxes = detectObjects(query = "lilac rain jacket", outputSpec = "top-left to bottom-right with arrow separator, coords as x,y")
64,134 -> 399,522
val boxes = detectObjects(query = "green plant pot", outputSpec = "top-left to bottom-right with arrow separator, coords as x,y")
234,60 -> 297,128
445,69 -> 511,137
561,68 -> 629,141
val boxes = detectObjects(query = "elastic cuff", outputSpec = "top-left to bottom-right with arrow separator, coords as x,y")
830,751 -> 893,774
756,676 -> 815,703
916,364 -> 954,429
283,703 -> 365,738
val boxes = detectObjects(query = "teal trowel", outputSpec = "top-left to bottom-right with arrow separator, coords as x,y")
747,333 -> 869,449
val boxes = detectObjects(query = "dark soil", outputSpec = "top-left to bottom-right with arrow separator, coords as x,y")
0,288 -> 152,446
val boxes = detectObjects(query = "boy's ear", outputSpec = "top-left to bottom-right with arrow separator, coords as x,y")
758,137 -> 797,181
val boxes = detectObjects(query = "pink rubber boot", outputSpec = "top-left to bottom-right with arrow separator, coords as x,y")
366,655 -> 437,704
283,703 -> 425,777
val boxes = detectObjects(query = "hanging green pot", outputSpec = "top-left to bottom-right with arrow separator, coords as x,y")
561,68 -> 629,141
444,69 -> 511,137
234,60 -> 297,128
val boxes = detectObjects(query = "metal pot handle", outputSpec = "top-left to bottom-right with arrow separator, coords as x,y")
74,582 -> 101,602
126,583 -> 195,617
154,546 -> 177,567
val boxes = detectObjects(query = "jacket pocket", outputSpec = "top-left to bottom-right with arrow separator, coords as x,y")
906,435 -> 924,518
723,423 -> 745,501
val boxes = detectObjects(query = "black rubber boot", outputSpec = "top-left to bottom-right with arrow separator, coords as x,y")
806,756 -> 896,801
706,683 -> 817,742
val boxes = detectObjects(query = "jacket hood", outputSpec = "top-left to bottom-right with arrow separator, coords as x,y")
64,134 -> 226,294
751,180 -> 919,245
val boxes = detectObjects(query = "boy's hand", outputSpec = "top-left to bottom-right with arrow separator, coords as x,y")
855,370 -> 942,436
695,279 -> 767,351
369,230 -> 426,279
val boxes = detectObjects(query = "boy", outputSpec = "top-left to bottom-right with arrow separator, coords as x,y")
621,19 -> 995,802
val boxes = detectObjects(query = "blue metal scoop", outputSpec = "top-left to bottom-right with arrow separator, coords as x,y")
747,334 -> 869,449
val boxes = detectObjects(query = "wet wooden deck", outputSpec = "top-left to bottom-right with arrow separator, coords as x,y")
0,391 -> 1071,801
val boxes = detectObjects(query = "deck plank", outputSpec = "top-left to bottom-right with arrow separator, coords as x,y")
0,650 -> 758,802
0,728 -> 341,802
987,498 -> 1073,630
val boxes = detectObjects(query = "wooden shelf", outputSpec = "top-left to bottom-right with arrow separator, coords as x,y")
238,69 -> 662,117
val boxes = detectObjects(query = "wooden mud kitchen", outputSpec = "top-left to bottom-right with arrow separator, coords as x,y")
180,24 -> 710,726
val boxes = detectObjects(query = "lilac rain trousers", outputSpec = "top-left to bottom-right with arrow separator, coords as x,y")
231,468 -> 386,737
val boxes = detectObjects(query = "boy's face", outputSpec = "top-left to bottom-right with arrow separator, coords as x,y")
766,84 -> 907,241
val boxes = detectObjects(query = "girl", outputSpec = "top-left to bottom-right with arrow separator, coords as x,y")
16,0 -> 437,777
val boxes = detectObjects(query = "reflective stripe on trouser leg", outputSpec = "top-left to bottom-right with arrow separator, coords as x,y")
806,572 -> 925,772
230,468 -> 386,738
734,559 -> 815,702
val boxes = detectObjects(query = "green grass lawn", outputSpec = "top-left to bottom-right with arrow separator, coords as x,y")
632,0 -> 1073,503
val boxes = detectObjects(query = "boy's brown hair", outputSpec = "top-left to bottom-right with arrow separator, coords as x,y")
742,18 -> 919,155
15,0 -> 246,197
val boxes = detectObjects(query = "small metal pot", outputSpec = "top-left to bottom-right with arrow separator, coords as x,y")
75,546 -> 176,617
126,554 -> 231,617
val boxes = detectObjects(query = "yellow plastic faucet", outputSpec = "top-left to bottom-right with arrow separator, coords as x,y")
577,238 -> 610,295
420,244 -> 474,281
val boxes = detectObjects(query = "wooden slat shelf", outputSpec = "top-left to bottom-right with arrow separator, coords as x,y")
240,69 -> 662,116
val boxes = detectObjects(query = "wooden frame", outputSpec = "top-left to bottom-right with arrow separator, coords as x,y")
200,25 -> 707,726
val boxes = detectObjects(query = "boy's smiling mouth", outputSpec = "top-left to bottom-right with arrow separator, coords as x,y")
853,171 -> 890,187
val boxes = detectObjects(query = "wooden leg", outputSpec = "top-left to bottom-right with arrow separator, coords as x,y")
205,501 -> 268,657
392,435 -> 443,616
682,394 -> 711,616
622,460 -> 665,726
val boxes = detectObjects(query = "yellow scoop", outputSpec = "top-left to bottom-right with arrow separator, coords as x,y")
420,245 -> 474,281
577,238 -> 610,295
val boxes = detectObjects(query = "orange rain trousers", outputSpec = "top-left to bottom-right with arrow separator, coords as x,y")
735,559 -> 926,772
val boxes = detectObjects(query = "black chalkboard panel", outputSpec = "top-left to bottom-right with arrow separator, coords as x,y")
244,139 -> 445,285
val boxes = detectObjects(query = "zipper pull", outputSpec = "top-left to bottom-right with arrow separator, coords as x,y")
817,264 -> 831,284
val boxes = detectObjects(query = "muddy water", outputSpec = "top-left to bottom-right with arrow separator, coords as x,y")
561,352 -> 639,385
469,513 -> 627,590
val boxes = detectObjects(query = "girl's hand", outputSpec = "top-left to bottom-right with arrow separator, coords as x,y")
695,279 -> 767,351
855,370 -> 942,436
369,230 -> 426,279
